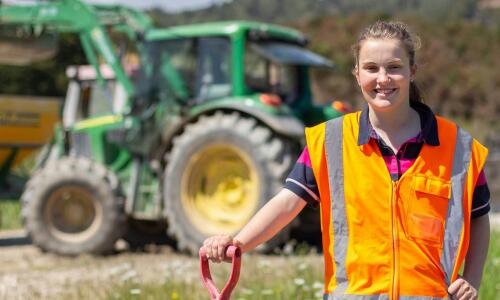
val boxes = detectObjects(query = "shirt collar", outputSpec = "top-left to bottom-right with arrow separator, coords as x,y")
357,101 -> 440,146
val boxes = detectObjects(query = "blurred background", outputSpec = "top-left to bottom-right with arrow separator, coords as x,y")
2,0 -> 499,208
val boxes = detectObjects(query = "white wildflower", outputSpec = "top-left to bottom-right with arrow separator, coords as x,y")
315,290 -> 324,299
129,288 -> 141,295
294,277 -> 306,286
493,258 -> 500,266
120,270 -> 138,282
108,263 -> 132,276
312,281 -> 324,289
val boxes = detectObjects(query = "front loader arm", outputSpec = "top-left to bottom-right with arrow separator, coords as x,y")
0,0 -> 138,114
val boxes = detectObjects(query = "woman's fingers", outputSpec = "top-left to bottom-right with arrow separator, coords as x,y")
448,277 -> 478,300
202,235 -> 233,263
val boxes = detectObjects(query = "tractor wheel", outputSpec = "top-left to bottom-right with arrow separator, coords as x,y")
21,157 -> 127,255
163,112 -> 297,254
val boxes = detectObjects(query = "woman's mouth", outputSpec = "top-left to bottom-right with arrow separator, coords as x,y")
374,88 -> 397,97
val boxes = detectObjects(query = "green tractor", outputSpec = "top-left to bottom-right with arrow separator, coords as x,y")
0,0 -> 343,255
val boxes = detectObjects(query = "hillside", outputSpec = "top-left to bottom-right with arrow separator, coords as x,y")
293,15 -> 500,129
151,0 -> 499,26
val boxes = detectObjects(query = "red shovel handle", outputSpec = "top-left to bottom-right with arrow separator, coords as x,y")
199,245 -> 242,300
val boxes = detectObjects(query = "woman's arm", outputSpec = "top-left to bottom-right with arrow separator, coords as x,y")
202,189 -> 306,262
448,214 -> 490,299
463,214 -> 490,288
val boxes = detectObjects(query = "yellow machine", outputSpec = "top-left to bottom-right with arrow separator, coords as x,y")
0,95 -> 61,189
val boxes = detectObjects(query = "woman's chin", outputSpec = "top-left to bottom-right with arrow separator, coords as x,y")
367,98 -> 396,111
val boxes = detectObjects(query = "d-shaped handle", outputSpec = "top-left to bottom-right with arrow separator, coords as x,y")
199,245 -> 242,300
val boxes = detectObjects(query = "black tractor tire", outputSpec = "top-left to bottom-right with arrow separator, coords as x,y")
122,219 -> 175,250
21,157 -> 127,255
163,112 -> 297,254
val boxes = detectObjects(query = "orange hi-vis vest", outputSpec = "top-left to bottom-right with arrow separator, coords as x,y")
305,112 -> 488,300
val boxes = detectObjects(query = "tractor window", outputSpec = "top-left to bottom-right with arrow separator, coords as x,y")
88,82 -> 115,116
244,42 -> 299,103
147,39 -> 197,101
142,37 -> 231,104
195,37 -> 231,101
75,81 -> 115,121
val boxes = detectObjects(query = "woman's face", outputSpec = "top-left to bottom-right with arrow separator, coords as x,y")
354,38 -> 416,112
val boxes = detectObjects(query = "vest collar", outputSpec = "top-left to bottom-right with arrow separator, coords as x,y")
357,101 -> 440,146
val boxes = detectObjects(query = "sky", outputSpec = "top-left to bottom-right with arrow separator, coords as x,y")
85,0 -> 232,12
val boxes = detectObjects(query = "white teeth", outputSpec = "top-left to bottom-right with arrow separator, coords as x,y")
375,89 -> 394,94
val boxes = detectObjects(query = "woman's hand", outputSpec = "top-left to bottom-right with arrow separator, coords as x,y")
201,235 -> 242,263
448,276 -> 478,300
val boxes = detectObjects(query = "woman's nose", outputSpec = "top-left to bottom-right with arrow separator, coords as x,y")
376,70 -> 390,84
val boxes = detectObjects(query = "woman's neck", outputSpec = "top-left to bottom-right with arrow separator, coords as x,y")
368,103 -> 416,133
368,102 -> 421,153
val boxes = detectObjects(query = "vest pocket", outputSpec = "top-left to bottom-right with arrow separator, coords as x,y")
407,213 -> 444,245
406,176 -> 451,247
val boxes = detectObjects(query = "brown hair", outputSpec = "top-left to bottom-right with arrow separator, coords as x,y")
352,21 -> 423,103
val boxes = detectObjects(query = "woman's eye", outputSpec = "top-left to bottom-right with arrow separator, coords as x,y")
365,66 -> 378,72
388,65 -> 402,70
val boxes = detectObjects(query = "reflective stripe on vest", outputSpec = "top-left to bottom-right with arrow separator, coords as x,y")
322,116 -> 474,299
441,126 -> 472,286
325,117 -> 349,294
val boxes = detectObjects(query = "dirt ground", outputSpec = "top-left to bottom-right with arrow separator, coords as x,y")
0,230 -> 202,300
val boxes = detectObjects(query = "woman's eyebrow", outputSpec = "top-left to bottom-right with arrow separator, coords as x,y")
361,58 -> 404,64
387,58 -> 403,63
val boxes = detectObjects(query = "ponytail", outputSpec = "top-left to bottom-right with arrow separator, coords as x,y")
409,81 -> 423,103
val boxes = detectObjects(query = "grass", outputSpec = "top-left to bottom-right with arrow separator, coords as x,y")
480,229 -> 500,300
105,232 -> 500,300
104,254 -> 325,300
0,199 -> 22,230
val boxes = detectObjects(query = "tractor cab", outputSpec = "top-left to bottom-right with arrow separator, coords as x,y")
243,38 -> 333,105
139,22 -> 336,122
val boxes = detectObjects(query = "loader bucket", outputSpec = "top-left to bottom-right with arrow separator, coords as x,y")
0,26 -> 58,65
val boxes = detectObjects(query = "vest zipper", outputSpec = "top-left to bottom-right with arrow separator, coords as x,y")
391,181 -> 400,300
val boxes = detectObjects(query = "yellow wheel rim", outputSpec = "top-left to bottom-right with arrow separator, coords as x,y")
181,143 -> 259,235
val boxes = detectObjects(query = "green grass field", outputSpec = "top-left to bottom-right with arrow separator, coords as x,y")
0,199 -> 22,230
481,228 -> 500,300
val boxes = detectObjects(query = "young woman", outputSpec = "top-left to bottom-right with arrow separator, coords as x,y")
201,21 -> 490,300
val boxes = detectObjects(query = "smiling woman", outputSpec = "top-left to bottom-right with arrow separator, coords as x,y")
353,38 -> 421,153
201,20 -> 491,300
354,39 -> 414,112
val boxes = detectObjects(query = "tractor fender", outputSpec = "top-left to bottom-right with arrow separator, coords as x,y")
154,102 -> 305,164
189,102 -> 305,140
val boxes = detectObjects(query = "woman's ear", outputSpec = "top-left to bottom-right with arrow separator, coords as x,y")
353,66 -> 361,86
410,64 -> 417,81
